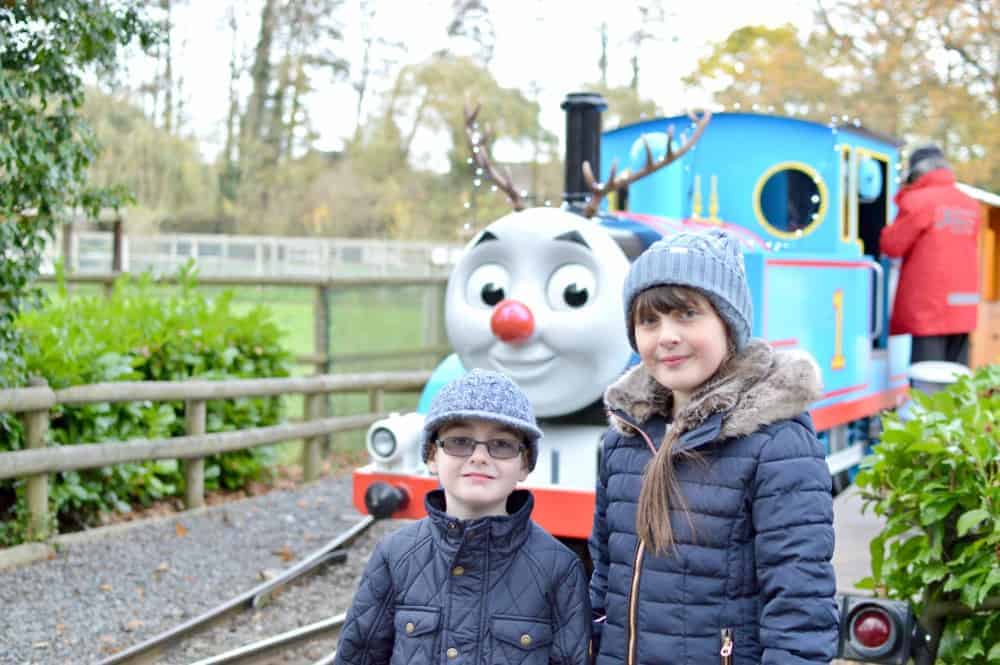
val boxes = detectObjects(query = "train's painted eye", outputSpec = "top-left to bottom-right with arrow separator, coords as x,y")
546,264 -> 595,310
465,263 -> 510,308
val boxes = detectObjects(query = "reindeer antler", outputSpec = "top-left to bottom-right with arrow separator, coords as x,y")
581,110 -> 712,218
463,103 -> 526,212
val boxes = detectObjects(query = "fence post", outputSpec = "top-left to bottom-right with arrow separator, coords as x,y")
21,377 -> 51,540
313,284 -> 332,454
314,285 -> 331,375
369,388 -> 385,415
422,283 -> 448,360
302,393 -> 325,482
183,400 -> 207,509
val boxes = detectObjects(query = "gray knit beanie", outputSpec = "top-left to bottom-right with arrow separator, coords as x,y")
622,229 -> 753,351
421,369 -> 542,470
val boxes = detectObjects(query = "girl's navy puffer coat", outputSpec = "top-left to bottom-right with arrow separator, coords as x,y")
589,341 -> 839,665
335,488 -> 591,665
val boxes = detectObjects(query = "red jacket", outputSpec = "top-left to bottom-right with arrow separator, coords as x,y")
881,168 -> 981,336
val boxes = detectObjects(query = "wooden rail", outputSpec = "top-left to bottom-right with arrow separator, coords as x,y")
0,371 -> 430,540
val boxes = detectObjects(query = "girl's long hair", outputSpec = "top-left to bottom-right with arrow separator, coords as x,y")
630,285 -> 735,555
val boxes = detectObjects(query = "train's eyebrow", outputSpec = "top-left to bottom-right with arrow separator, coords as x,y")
554,230 -> 590,249
472,230 -> 499,247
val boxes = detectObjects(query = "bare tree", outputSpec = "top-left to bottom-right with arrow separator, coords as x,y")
223,3 -> 242,169
352,0 -> 404,140
160,0 -> 173,132
447,0 -> 496,66
242,0 -> 278,146
598,21 -> 609,86
623,1 -> 671,92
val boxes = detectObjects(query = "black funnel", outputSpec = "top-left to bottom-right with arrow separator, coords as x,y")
561,92 -> 608,206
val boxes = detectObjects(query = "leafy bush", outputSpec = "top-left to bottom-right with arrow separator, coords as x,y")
856,364 -> 1000,663
0,268 -> 292,545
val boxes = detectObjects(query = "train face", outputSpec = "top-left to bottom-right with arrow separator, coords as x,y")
354,97 -> 916,538
444,207 -> 633,418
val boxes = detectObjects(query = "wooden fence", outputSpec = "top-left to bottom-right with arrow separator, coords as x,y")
0,371 -> 430,541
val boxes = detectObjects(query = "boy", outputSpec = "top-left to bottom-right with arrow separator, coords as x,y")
334,369 -> 591,665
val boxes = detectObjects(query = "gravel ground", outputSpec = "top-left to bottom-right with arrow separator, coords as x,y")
1,475 -> 867,665
0,474 -> 408,665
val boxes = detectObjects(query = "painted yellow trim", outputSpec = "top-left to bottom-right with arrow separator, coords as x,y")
692,174 -> 703,218
708,174 -> 722,223
832,288 -> 846,370
752,161 -> 828,239
837,146 -> 851,243
845,149 -> 864,253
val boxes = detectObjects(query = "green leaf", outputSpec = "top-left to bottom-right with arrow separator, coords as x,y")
957,509 -> 990,537
869,533 -> 885,582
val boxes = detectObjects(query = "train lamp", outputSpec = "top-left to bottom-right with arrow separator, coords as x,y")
837,594 -> 922,664
365,412 -> 425,471
369,427 -> 396,459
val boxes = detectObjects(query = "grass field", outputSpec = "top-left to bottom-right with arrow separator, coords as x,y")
229,285 -> 441,464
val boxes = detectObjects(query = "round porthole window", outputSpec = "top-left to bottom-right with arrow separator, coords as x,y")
754,163 -> 827,237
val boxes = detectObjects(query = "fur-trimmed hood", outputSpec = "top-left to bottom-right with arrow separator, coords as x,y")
604,339 -> 822,441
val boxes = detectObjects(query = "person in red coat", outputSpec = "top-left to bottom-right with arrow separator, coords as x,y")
881,145 -> 981,364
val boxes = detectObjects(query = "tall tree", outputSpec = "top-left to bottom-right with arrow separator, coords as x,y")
685,24 -> 842,120
816,0 -> 998,187
242,0 -> 277,147
447,0 -> 495,66
160,0 -> 173,133
0,0 -> 158,423
352,0 -> 404,140
623,1 -> 671,93
585,82 -> 661,130
598,21 -> 609,87
351,54 -> 550,237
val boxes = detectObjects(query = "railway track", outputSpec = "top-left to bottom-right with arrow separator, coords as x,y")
186,613 -> 345,665
96,516 -> 376,665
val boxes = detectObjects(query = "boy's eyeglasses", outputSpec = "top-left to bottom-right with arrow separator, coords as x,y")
435,436 -> 525,460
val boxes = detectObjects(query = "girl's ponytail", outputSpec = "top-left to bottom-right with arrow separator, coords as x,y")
636,429 -> 690,554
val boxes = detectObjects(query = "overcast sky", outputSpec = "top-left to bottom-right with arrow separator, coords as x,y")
130,0 -> 816,166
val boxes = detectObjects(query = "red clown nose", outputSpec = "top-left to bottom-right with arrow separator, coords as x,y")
490,299 -> 534,343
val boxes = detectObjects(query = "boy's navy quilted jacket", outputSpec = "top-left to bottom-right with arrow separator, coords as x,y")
335,488 -> 591,665
589,341 -> 839,665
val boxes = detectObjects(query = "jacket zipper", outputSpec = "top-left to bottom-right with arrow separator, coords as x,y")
624,421 -> 656,665
626,541 -> 645,665
720,627 -> 734,665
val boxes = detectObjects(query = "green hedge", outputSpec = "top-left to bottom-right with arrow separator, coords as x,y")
0,269 -> 292,545
856,364 -> 1000,663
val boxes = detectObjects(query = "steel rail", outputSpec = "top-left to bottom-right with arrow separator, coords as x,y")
96,516 -> 375,665
187,612 -> 346,665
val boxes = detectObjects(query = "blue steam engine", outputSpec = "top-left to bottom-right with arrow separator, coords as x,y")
349,91 -> 961,664
354,93 -> 910,535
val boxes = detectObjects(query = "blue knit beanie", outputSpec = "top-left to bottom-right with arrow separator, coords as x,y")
421,369 -> 542,470
622,229 -> 753,351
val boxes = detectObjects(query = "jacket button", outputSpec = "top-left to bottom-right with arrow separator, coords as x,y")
405,622 -> 415,634
447,647 -> 458,658
452,565 -> 464,576
520,634 -> 532,646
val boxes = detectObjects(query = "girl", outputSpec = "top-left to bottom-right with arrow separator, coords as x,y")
588,229 -> 838,665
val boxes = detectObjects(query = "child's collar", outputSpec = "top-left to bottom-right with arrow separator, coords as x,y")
424,488 -> 533,554
604,340 -> 822,440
